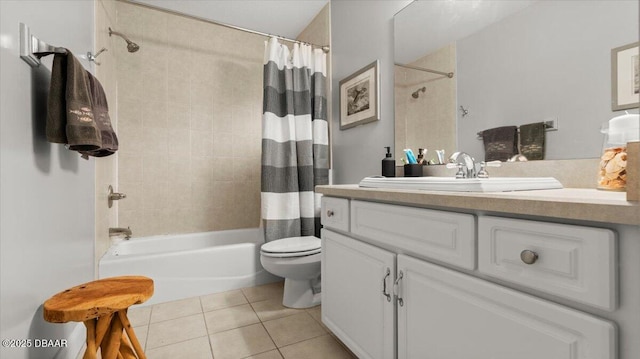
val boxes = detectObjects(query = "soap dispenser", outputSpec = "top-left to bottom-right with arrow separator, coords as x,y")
382,147 -> 396,177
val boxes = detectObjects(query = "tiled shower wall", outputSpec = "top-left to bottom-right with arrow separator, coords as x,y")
395,44 -> 456,165
116,2 -> 265,237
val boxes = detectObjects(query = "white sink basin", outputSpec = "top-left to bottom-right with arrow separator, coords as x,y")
359,176 -> 563,192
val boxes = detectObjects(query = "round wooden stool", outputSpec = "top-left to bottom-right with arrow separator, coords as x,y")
43,276 -> 154,359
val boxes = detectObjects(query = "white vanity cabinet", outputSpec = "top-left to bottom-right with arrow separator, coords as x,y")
320,196 -> 617,359
321,229 -> 395,359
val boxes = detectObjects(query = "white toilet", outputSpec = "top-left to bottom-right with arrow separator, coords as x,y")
260,236 -> 321,309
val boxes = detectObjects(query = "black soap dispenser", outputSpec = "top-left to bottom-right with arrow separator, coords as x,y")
382,147 -> 395,177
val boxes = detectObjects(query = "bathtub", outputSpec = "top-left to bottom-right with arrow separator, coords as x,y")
99,228 -> 281,305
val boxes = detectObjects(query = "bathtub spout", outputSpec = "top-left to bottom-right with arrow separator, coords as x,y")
109,227 -> 132,240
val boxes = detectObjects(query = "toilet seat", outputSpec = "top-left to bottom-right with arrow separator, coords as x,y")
261,236 -> 321,258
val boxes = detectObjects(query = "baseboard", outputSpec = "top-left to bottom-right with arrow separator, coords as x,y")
53,322 -> 84,359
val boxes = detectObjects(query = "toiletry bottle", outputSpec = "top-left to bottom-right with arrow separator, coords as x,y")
417,148 -> 425,165
382,147 -> 396,177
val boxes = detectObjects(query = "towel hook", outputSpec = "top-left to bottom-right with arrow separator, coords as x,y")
87,48 -> 107,66
459,106 -> 469,117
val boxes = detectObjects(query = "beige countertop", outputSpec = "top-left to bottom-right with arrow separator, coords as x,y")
316,185 -> 640,226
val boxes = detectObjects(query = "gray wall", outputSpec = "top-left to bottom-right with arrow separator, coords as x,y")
456,0 -> 639,161
0,1 -> 95,358
330,0 -> 411,184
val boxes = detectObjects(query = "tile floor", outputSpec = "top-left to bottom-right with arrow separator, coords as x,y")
80,281 -> 357,359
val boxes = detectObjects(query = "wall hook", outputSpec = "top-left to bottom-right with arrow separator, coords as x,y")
87,47 -> 107,65
459,106 -> 469,117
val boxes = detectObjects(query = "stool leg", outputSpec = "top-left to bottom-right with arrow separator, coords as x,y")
119,334 -> 138,359
118,310 -> 146,359
82,319 -> 97,359
102,314 -> 124,359
96,312 -> 114,348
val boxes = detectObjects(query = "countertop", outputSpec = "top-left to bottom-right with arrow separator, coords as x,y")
316,185 -> 639,226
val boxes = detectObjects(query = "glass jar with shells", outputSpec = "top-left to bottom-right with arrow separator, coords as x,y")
598,113 -> 639,191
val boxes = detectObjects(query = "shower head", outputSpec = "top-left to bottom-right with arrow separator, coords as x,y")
109,27 -> 140,53
411,87 -> 426,99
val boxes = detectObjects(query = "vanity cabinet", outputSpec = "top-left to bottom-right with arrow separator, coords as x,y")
321,197 -> 617,359
322,229 -> 395,359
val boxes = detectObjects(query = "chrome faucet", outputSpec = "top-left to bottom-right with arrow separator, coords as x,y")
448,152 -> 477,178
109,227 -> 132,240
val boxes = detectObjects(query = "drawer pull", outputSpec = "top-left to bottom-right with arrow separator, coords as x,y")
326,210 -> 334,217
520,250 -> 539,265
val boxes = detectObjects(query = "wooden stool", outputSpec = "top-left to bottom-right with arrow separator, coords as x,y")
43,276 -> 154,359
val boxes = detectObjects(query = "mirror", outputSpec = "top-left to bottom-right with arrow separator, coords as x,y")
394,0 -> 639,163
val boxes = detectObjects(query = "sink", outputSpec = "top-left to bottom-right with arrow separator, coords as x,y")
359,176 -> 563,192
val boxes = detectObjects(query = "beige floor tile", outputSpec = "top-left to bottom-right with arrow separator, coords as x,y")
305,305 -> 328,331
279,334 -> 357,359
245,349 -> 284,359
251,298 -> 302,322
200,289 -> 248,312
263,312 -> 326,347
150,297 -> 203,323
145,336 -> 213,359
209,323 -> 276,359
305,305 -> 321,322
241,281 -> 284,303
128,306 -> 152,327
146,314 -> 207,349
204,303 -> 260,334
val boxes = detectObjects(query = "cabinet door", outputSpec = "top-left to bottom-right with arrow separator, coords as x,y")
322,229 -> 396,359
397,254 -> 615,359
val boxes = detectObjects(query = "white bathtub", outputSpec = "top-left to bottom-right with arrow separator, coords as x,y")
99,228 -> 281,305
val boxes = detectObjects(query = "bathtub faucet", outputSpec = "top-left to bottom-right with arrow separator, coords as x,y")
109,227 -> 132,240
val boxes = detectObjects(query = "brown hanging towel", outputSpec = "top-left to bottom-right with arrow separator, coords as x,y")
481,126 -> 518,161
46,49 -> 117,157
79,72 -> 118,157
519,122 -> 545,160
47,49 -> 101,151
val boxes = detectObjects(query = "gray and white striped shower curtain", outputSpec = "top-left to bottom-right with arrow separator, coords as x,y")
261,37 -> 328,242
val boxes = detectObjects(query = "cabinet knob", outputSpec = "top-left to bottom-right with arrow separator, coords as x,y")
520,250 -> 539,265
326,210 -> 334,217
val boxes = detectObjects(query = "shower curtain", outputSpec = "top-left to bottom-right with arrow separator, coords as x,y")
261,37 -> 328,242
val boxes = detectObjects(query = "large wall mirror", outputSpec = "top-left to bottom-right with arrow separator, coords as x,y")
394,0 -> 639,164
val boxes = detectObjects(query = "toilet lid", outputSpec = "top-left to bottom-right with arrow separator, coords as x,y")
260,247 -> 321,258
261,236 -> 321,254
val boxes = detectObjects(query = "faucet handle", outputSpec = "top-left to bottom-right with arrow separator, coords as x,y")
108,185 -> 127,208
446,163 -> 467,178
477,161 -> 501,178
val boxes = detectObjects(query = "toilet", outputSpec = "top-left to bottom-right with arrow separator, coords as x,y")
260,236 -> 322,309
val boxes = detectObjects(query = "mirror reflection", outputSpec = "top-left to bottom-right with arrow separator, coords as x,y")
394,0 -> 639,163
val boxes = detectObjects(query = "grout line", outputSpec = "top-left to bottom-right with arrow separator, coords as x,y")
262,311 -> 327,349
259,321 -> 280,350
140,305 -> 154,352
199,295 -> 214,359
144,334 -> 210,351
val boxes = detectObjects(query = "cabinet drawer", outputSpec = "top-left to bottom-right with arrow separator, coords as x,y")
478,216 -> 616,311
351,200 -> 476,270
321,197 -> 349,232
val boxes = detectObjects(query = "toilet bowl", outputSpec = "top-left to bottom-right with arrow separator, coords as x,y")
260,236 -> 321,309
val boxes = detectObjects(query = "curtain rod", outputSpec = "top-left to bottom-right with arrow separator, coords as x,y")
120,0 -> 330,53
395,63 -> 454,78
